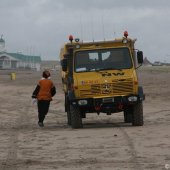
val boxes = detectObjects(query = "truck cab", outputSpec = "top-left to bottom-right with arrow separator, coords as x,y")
60,32 -> 145,128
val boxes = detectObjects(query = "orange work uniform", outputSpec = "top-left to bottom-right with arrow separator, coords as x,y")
37,79 -> 55,101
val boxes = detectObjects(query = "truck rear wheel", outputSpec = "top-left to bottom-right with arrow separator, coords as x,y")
132,101 -> 144,126
70,105 -> 83,129
67,108 -> 71,125
124,107 -> 133,123
66,96 -> 71,125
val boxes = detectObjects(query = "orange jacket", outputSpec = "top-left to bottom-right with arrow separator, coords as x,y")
32,78 -> 56,101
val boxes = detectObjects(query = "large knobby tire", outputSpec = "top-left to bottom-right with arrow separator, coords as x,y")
124,107 -> 133,123
70,105 -> 83,129
65,96 -> 71,125
132,101 -> 144,126
67,109 -> 71,125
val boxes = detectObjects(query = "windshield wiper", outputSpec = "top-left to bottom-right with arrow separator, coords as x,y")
91,68 -> 122,72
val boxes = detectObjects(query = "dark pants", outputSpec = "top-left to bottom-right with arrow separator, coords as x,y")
37,100 -> 50,123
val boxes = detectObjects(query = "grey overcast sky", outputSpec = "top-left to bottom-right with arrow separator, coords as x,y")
0,0 -> 170,62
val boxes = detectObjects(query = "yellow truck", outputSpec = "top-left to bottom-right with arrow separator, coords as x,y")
60,32 -> 145,128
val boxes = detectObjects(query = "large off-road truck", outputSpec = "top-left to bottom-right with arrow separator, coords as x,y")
60,32 -> 145,128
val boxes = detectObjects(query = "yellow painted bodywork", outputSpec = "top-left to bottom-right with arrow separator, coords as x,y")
60,37 -> 138,98
73,69 -> 138,99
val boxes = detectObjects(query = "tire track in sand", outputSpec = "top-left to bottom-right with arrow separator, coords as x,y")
1,101 -> 31,170
113,124 -> 143,170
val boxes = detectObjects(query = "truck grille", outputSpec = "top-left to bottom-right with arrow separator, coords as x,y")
79,78 -> 133,97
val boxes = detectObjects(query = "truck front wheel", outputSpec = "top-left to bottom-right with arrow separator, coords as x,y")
132,101 -> 144,126
70,105 -> 83,129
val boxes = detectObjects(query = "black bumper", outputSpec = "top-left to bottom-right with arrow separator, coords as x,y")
71,95 -> 144,113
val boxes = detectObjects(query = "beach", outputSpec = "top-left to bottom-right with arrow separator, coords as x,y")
0,68 -> 170,170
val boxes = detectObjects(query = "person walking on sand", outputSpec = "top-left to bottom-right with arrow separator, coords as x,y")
32,70 -> 56,127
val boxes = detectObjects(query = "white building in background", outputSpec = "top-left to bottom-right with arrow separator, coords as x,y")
0,35 -> 5,52
0,36 -> 41,71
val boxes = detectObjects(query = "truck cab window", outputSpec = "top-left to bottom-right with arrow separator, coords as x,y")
74,48 -> 132,72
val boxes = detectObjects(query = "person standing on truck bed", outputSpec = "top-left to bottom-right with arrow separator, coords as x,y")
32,70 -> 56,127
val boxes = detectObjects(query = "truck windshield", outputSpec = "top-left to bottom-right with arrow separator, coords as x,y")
74,48 -> 133,72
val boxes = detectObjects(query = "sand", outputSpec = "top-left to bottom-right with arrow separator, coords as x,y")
0,68 -> 170,170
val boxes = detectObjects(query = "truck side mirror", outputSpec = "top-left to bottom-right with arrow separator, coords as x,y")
137,51 -> 143,64
61,58 -> 67,71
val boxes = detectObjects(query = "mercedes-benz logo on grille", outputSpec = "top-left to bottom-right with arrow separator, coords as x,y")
102,84 -> 111,94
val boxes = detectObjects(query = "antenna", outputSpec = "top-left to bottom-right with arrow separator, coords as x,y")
102,15 -> 105,41
91,15 -> 94,42
80,16 -> 83,42
114,32 -> 116,39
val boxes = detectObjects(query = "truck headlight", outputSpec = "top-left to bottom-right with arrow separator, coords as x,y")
76,44 -> 80,49
122,38 -> 128,44
78,100 -> 88,105
128,96 -> 138,102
